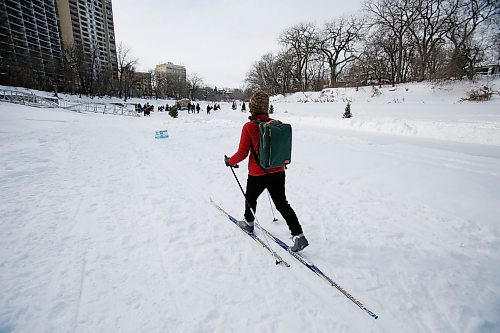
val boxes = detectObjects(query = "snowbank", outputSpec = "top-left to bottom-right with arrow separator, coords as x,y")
271,79 -> 500,105
269,79 -> 500,145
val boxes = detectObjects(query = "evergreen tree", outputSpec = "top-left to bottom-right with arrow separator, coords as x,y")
343,102 -> 352,118
169,105 -> 178,118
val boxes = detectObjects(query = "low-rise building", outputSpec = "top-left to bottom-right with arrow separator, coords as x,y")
130,72 -> 152,98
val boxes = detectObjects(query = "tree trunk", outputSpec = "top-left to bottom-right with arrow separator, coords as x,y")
330,61 -> 337,88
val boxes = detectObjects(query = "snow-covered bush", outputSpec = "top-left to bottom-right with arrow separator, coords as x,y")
462,87 -> 492,102
371,86 -> 382,97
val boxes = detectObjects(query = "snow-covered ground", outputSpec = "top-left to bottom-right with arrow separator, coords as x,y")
1,80 -> 499,332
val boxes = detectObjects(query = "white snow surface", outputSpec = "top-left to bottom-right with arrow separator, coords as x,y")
1,80 -> 500,333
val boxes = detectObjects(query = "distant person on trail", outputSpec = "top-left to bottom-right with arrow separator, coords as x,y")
224,91 -> 308,252
241,102 -> 246,112
144,103 -> 151,116
196,103 -> 200,114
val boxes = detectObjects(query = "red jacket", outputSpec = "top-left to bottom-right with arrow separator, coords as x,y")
229,114 -> 285,176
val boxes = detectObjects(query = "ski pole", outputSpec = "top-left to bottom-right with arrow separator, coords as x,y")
225,155 -> 277,223
227,161 -> 256,219
225,156 -> 284,265
266,190 -> 278,223
226,159 -> 267,223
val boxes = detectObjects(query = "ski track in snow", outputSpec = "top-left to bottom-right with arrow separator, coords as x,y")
1,90 -> 500,333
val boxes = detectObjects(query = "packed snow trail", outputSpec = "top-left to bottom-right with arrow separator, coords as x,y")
1,98 -> 499,332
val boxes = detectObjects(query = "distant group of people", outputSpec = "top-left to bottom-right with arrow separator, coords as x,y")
205,103 -> 221,115
231,101 -> 247,112
135,103 -> 154,116
136,103 -> 178,115
186,102 -> 201,114
161,104 -> 176,112
134,101 -> 248,117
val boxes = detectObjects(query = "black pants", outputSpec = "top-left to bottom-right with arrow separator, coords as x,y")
244,171 -> 303,237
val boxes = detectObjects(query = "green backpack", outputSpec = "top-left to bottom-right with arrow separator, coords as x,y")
251,119 -> 292,170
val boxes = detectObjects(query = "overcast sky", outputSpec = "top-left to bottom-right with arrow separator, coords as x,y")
112,0 -> 364,88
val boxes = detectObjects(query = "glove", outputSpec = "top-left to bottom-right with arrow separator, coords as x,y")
224,155 -> 239,168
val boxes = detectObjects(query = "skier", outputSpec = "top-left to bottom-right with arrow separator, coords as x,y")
224,91 -> 308,252
241,102 -> 246,112
196,103 -> 200,114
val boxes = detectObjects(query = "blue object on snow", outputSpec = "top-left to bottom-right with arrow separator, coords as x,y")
155,130 -> 169,139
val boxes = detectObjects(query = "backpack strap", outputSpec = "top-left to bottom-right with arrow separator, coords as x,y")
249,134 -> 269,174
247,117 -> 269,174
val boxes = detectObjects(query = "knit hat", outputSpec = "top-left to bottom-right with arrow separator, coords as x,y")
249,91 -> 269,114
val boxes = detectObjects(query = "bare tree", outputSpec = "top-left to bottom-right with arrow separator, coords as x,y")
94,67 -> 115,97
360,25 -> 408,86
63,43 -> 99,96
274,51 -> 295,93
62,44 -> 78,93
279,22 -> 319,91
445,0 -> 497,79
406,0 -> 458,81
117,43 -> 139,100
246,53 -> 280,94
307,56 -> 329,90
360,33 -> 393,85
245,52 -> 295,95
187,73 -> 204,100
166,75 -> 187,99
140,71 -> 153,98
154,71 -> 168,99
319,16 -> 364,87
243,0 -> 497,91
364,0 -> 420,84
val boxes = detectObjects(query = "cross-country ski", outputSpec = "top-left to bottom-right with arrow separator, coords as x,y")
210,198 -> 290,267
211,198 -> 379,319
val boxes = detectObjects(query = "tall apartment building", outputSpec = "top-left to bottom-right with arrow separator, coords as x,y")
0,0 -> 65,87
57,0 -> 118,77
0,0 -> 118,90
